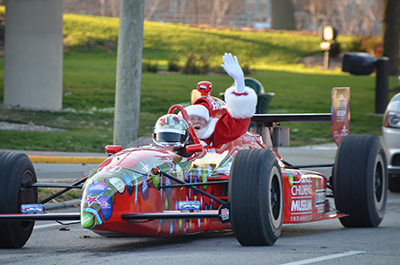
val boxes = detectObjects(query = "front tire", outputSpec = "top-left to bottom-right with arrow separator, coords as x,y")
228,149 -> 283,246
0,152 -> 37,248
333,135 -> 387,227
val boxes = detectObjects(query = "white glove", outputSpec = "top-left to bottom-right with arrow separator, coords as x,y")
221,53 -> 245,94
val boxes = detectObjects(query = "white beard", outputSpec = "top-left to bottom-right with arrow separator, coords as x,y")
193,118 -> 218,140
194,126 -> 208,139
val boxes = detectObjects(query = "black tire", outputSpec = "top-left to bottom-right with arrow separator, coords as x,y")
388,174 -> 400,192
333,135 -> 387,227
228,149 -> 283,246
0,152 -> 37,248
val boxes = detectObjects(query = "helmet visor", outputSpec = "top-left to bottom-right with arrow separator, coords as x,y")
154,132 -> 187,147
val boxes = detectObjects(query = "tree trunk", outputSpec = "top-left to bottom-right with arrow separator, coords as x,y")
382,0 -> 400,76
271,0 -> 296,30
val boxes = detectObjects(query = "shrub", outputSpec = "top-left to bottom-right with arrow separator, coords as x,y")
349,36 -> 382,57
142,60 -> 159,73
63,32 -> 96,50
240,56 -> 254,75
168,57 -> 181,72
182,52 -> 213,74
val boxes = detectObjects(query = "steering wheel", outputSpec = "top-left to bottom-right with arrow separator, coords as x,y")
167,104 -> 200,145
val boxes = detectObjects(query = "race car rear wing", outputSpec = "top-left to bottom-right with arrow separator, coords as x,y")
251,87 -> 350,152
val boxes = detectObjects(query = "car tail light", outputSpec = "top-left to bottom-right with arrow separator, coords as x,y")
384,111 -> 400,128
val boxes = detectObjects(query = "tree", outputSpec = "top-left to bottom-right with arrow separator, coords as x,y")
271,0 -> 296,30
382,0 -> 400,76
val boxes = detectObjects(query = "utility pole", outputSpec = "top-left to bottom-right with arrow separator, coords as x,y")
113,0 -> 144,148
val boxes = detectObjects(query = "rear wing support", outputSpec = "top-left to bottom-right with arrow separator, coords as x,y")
250,114 -> 331,152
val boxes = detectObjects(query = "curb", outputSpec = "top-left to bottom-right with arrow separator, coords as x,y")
1,149 -> 108,164
28,155 -> 106,164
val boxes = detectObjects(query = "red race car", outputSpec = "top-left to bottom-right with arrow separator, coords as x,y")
0,85 -> 387,248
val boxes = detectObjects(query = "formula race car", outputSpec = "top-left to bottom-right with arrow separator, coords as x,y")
0,85 -> 387,248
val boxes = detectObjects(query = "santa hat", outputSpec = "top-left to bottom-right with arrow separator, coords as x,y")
184,104 -> 210,121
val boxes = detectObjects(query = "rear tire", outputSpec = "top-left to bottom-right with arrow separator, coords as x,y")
388,174 -> 400,192
228,149 -> 283,246
0,152 -> 37,248
333,135 -> 387,227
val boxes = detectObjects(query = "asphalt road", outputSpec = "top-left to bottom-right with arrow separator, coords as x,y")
1,144 -> 400,264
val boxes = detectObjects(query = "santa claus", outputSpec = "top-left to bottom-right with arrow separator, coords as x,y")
185,52 -> 257,147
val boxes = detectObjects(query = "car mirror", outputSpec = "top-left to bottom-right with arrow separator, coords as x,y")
186,143 -> 203,153
105,145 -> 122,155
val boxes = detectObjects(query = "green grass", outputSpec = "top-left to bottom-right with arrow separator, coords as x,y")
0,12 -> 397,152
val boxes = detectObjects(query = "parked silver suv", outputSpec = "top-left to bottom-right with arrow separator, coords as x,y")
383,92 -> 400,192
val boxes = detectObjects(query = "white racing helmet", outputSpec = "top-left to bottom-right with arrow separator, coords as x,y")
153,114 -> 190,148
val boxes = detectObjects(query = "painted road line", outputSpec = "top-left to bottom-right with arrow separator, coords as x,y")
280,251 -> 366,265
28,155 -> 106,164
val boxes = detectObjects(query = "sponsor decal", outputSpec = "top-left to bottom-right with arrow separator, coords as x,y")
87,182 -> 108,194
110,177 -> 125,193
315,189 -> 326,206
220,208 -> 229,221
152,174 -> 160,189
212,101 -> 225,110
169,221 -> 174,235
81,212 -> 94,228
178,201 -> 201,211
99,195 -> 112,220
179,218 -> 183,231
291,199 -> 312,212
140,162 -> 152,175
141,175 -> 149,199
288,172 -> 295,186
218,203 -> 230,223
315,189 -> 326,213
164,177 -> 172,196
98,165 -> 122,175
204,148 -> 216,154
290,214 -> 312,222
83,208 -> 103,226
21,204 -> 44,214
123,173 -> 134,195
165,197 -> 169,210
291,184 -> 312,196
242,135 -> 262,142
85,194 -> 101,207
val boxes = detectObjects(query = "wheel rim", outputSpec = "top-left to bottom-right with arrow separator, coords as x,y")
373,153 -> 385,211
19,168 -> 37,230
269,166 -> 283,228
375,163 -> 383,203
270,175 -> 281,220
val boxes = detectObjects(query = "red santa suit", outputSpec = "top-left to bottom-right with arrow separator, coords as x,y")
185,85 -> 257,147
